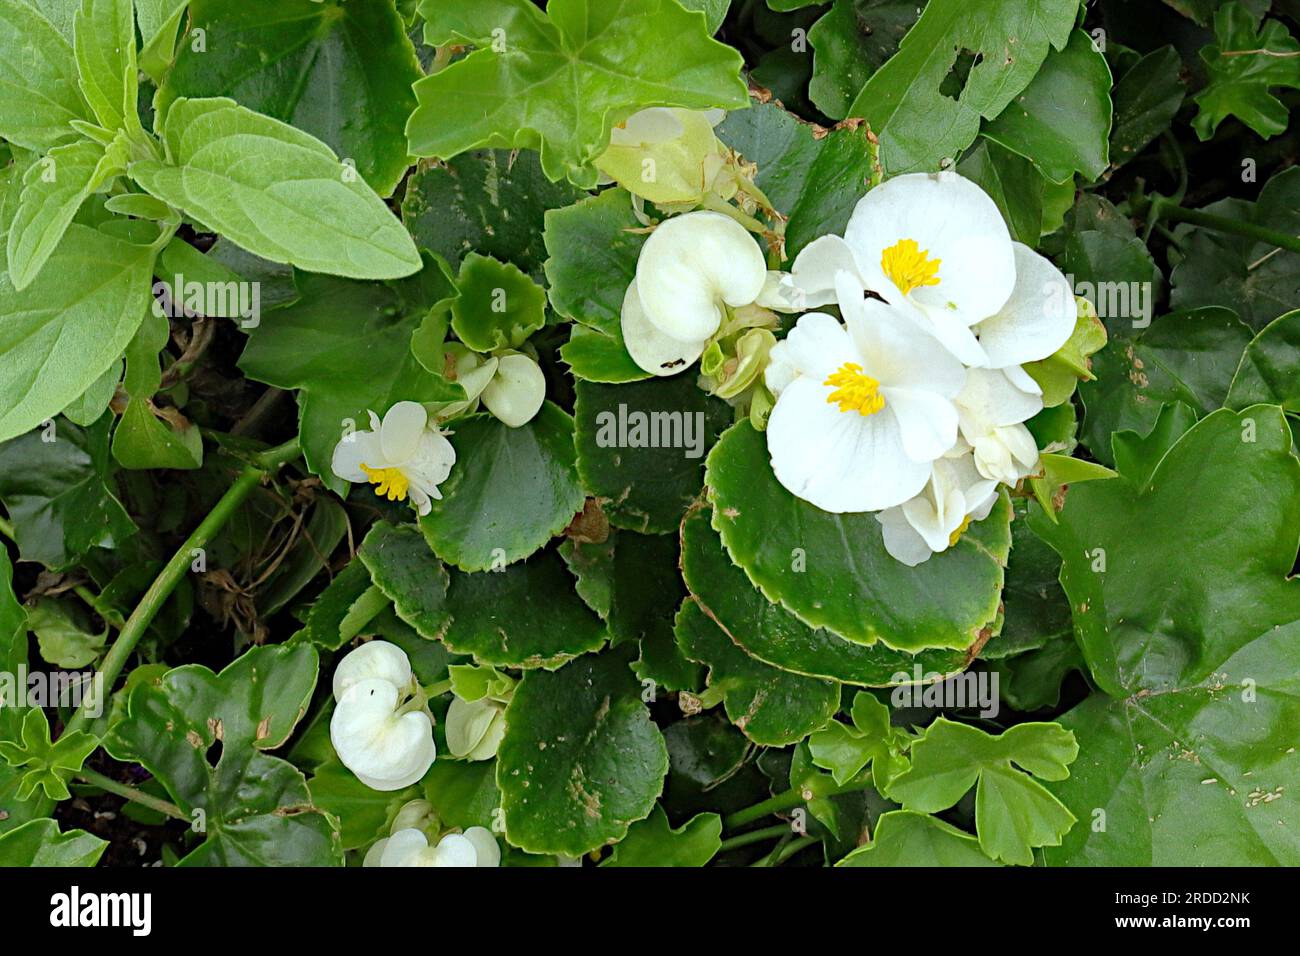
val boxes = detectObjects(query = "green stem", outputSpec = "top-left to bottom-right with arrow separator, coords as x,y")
751,835 -> 817,867
722,776 -> 875,831
698,192 -> 773,237
0,516 -> 123,629
62,438 -> 301,737
1149,197 -> 1300,255
76,768 -> 189,822
718,823 -> 791,853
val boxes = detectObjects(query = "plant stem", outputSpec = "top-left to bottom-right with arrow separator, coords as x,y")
0,516 -> 123,629
76,768 -> 189,822
719,823 -> 791,852
62,438 -> 301,737
722,776 -> 875,831
1149,197 -> 1300,255
752,835 -> 817,867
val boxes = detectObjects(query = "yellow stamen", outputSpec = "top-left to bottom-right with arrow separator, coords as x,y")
948,516 -> 972,547
360,463 -> 409,502
824,362 -> 885,416
881,238 -> 941,295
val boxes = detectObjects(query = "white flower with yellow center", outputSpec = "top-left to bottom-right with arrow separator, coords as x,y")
330,642 -> 436,792
380,827 -> 501,868
875,455 -> 999,566
621,211 -> 768,377
763,289 -> 966,513
955,367 -> 1043,485
331,401 -> 455,516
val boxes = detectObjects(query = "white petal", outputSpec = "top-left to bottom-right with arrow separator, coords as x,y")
876,507 -> 936,566
779,311 -> 856,382
432,833 -> 479,867
330,429 -> 385,483
379,829 -> 430,867
463,826 -> 502,867
842,296 -> 965,397
621,279 -> 707,376
766,376 -> 930,512
403,429 -> 457,505
845,171 -> 1015,327
1002,362 -> 1043,395
481,352 -> 546,427
754,270 -> 803,312
976,243 -> 1077,367
763,340 -> 798,397
379,401 -> 428,464
330,680 -> 436,789
957,367 -> 1043,430
332,641 -> 412,702
789,234 -> 868,309
883,387 -> 960,463
363,837 -> 390,868
635,211 -> 767,341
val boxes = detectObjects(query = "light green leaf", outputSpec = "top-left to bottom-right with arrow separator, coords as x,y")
1193,2 -> 1300,140
160,0 -> 422,196
0,818 -> 106,866
108,644 -> 343,866
0,224 -> 155,443
705,422 -> 1011,652
497,647 -> 668,855
837,810 -> 997,867
845,0 -> 1079,175
27,598 -> 106,668
602,804 -> 722,866
73,0 -> 138,133
808,691 -> 904,786
0,708 -> 98,801
983,30 -> 1113,183
0,0 -> 90,149
450,253 -> 547,352
406,0 -> 749,186
887,717 -> 1078,866
418,403 -> 586,571
129,97 -> 421,279
1031,406 -> 1300,865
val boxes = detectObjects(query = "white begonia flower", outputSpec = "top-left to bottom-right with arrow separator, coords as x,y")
331,401 -> 455,516
790,172 -> 1016,366
445,696 -> 507,761
480,351 -> 545,428
955,367 -> 1044,485
330,642 -> 435,792
763,287 -> 966,513
875,455 -> 999,567
380,827 -> 501,868
973,243 -> 1077,369
621,211 -> 768,377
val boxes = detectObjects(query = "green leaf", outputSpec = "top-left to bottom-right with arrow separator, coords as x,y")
1193,2 -> 1300,140
807,0 -> 918,121
990,635 -> 1084,711
357,522 -> 451,639
1226,310 -> 1300,412
0,414 -> 135,570
402,150 -> 583,279
111,309 -> 204,470
0,709 -> 98,801
406,0 -> 749,186
289,561 -> 386,651
0,224 -> 156,443
0,546 -> 26,739
956,137 -> 1050,245
1109,45 -> 1185,167
715,100 -> 881,258
1169,168 -> 1300,331
7,136 -> 124,290
129,97 -> 421,279
1031,406 -> 1300,864
0,0 -> 90,150
542,187 -> 650,382
984,499 -> 1072,659
602,804 -> 722,866
308,759 -> 415,851
73,0 -> 138,133
159,0 -> 422,196
450,253 -> 547,352
108,644 -> 343,866
983,29 -> 1113,183
574,376 -> 731,534
1079,307 -> 1252,465
422,758 -> 501,830
676,599 -> 839,746
1109,400 -> 1199,493
837,810 -> 997,867
844,0 -> 1079,176
27,598 -> 106,668
0,818 -> 106,866
497,647 -> 668,855
419,403 -> 586,571
238,264 -> 455,493
60,359 -> 121,428
808,691 -> 903,786
681,505 -> 979,684
887,717 -> 1078,866
706,422 -> 1011,652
